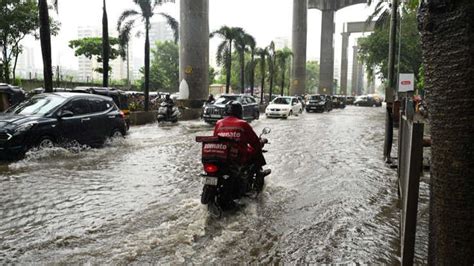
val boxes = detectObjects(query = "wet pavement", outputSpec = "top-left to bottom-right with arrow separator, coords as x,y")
0,106 -> 428,264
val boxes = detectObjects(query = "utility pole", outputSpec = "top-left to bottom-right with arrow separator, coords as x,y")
383,0 -> 398,163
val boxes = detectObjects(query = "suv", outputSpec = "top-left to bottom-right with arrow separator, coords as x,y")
202,94 -> 260,124
0,93 -> 127,159
306,94 -> 330,113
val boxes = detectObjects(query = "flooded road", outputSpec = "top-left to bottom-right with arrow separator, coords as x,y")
0,106 -> 425,263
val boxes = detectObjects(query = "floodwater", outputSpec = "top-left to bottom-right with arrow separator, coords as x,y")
0,106 -> 428,264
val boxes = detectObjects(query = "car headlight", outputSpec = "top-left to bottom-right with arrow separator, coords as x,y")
14,123 -> 36,135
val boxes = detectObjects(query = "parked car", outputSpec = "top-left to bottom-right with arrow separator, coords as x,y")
306,94 -> 330,113
346,96 -> 356,105
265,96 -> 303,119
202,94 -> 259,124
332,96 -> 346,109
0,93 -> 127,159
354,95 -> 382,107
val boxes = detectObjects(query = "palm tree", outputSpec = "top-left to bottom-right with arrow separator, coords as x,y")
419,0 -> 474,263
210,26 -> 243,93
117,0 -> 178,112
246,35 -> 257,96
276,48 -> 293,96
38,0 -> 57,92
234,31 -> 255,93
102,0 -> 109,87
255,47 -> 268,103
267,41 -> 276,102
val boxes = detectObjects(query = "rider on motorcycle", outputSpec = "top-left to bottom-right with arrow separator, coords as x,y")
163,94 -> 174,105
213,101 -> 266,172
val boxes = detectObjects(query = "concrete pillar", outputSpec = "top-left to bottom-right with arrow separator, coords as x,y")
357,61 -> 364,95
351,45 -> 359,96
290,0 -> 308,96
318,9 -> 335,95
179,0 -> 209,103
340,31 -> 350,95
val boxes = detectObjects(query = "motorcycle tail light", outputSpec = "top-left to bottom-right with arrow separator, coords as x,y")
203,163 -> 218,174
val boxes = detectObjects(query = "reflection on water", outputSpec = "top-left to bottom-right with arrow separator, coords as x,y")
0,108 -> 427,264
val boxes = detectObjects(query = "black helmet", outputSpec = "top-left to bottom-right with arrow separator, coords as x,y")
225,101 -> 243,119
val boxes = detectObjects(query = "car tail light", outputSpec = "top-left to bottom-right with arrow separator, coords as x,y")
119,111 -> 125,119
203,163 -> 218,174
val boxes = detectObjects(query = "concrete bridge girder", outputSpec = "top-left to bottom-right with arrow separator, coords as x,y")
308,0 -> 367,11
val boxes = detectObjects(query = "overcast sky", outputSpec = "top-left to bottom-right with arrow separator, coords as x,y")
23,0 -> 375,73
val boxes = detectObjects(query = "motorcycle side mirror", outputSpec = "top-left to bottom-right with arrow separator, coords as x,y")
262,127 -> 271,135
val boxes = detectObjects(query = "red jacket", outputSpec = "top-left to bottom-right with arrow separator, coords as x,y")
213,116 -> 264,165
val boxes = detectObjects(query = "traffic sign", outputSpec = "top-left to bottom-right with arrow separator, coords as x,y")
399,73 -> 415,92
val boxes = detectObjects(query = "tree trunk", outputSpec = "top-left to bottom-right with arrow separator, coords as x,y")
13,45 -> 20,82
260,58 -> 265,103
250,53 -> 255,96
226,40 -> 232,94
280,70 -> 285,96
102,0 -> 109,87
38,0 -> 53,92
269,56 -> 276,101
383,0 -> 398,162
240,52 -> 245,93
127,43 -> 130,87
419,1 -> 474,263
144,18 -> 150,111
2,39 -> 10,84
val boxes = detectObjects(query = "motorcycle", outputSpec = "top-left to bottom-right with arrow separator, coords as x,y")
195,128 -> 272,217
157,102 -> 180,123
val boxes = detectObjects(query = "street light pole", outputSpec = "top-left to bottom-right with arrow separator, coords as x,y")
384,0 -> 398,163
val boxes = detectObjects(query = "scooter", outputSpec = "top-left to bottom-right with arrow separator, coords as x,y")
195,128 -> 271,217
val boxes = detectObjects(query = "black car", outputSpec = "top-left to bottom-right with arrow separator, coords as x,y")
306,94 -> 330,113
332,96 -> 346,109
0,93 -> 127,159
346,96 -> 356,105
202,94 -> 260,124
354,95 -> 382,107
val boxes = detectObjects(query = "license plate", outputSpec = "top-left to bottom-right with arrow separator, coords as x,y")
203,176 -> 218,186
210,114 -> 221,118
311,107 -> 317,109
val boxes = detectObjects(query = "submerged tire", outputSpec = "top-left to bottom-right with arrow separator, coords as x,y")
37,136 -> 55,149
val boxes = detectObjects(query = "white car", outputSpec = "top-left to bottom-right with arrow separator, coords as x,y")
265,96 -> 303,118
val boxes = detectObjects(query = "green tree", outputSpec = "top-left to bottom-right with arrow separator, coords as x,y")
358,10 -> 422,82
255,47 -> 269,103
208,66 -> 217,84
0,0 -> 57,83
306,60 -> 320,94
234,30 -> 255,93
148,41 -> 178,92
210,26 -> 244,93
117,0 -> 178,112
69,37 -> 122,74
276,48 -> 293,96
267,41 -> 277,101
